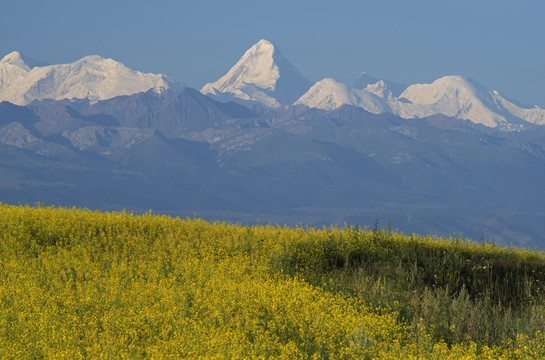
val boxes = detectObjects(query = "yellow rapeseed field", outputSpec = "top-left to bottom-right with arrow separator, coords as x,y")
0,203 -> 544,359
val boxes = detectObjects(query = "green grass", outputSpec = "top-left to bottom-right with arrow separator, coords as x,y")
272,224 -> 545,347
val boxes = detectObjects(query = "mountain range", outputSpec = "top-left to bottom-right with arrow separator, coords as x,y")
1,40 -> 545,248
201,40 -> 545,129
2,41 -> 544,128
0,51 -> 181,105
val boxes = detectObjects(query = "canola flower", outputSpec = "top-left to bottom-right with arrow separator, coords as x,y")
0,203 -> 544,359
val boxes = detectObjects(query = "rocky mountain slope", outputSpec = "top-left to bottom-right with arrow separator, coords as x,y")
1,89 -> 545,248
1,42 -> 545,248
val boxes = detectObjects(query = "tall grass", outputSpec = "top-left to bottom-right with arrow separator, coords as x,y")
271,225 -> 545,347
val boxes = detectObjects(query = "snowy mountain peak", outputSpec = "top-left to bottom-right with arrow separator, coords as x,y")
1,51 -> 30,71
294,78 -> 351,110
400,75 -> 489,105
225,38 -> 280,92
354,73 -> 406,98
297,73 -> 545,128
295,77 -> 388,113
365,80 -> 392,99
353,72 -> 380,89
201,39 -> 312,107
78,55 -> 106,63
0,52 -> 180,105
1,51 -> 23,63
248,39 -> 276,56
395,75 -> 509,127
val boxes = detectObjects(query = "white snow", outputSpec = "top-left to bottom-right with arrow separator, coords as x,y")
296,74 -> 544,128
364,80 -> 393,100
0,51 -> 179,105
489,91 -> 545,126
1,51 -> 31,71
201,39 -> 311,107
2,47 -> 544,129
294,78 -> 388,114
294,78 -> 351,110
392,76 -> 507,127
209,39 -> 279,92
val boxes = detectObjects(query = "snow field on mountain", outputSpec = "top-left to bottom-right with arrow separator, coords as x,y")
0,51 -> 178,105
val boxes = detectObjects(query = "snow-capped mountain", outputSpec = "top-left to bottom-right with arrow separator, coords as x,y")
353,72 -> 406,99
391,76 -> 512,128
201,39 -> 312,107
294,78 -> 388,113
2,45 -> 543,129
296,74 -> 545,128
489,91 -> 545,126
394,76 -> 545,127
0,51 -> 180,105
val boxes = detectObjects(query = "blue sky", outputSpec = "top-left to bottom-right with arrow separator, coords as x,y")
2,0 -> 544,107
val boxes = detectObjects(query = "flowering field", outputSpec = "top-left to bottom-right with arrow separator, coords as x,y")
1,204 -> 544,359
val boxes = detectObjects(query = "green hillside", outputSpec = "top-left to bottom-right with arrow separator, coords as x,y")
1,204 -> 544,359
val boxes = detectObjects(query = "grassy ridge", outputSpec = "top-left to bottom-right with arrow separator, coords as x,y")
1,204 -> 545,358
274,225 -> 545,347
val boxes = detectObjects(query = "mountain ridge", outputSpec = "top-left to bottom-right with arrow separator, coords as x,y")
201,39 -> 313,107
2,43 -> 544,129
296,74 -> 545,129
1,88 -> 545,248
0,51 -> 182,105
